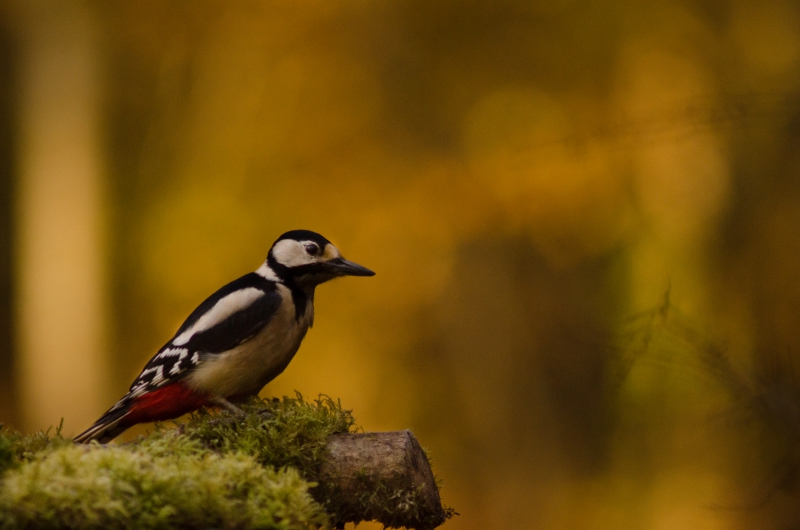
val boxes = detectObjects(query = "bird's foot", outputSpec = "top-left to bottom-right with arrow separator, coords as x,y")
209,397 -> 246,416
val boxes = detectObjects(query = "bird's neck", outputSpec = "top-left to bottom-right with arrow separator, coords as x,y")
255,261 -> 282,282
259,257 -> 319,321
285,277 -> 315,323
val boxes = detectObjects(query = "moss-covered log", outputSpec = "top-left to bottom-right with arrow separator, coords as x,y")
0,395 -> 454,530
320,431 -> 447,530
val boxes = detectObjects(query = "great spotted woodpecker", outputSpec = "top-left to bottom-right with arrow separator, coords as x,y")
74,230 -> 374,443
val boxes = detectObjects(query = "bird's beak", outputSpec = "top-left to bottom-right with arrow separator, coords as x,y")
325,258 -> 375,277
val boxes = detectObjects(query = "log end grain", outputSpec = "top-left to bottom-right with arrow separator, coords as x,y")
319,430 -> 452,529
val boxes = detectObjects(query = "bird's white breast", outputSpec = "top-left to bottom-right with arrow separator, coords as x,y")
184,284 -> 314,398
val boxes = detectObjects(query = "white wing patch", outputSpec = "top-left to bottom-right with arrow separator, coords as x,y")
172,287 -> 265,346
156,347 -> 188,359
138,365 -> 165,385
151,365 -> 165,385
169,350 -> 188,375
128,384 -> 149,399
138,366 -> 159,378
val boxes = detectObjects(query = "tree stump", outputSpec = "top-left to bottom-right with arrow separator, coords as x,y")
319,430 -> 449,529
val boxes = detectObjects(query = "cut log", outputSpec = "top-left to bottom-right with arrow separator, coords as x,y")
319,430 -> 449,529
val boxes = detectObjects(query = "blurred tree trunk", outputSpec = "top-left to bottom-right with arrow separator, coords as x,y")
13,2 -> 108,434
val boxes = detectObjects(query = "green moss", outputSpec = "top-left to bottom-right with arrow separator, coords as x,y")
173,394 -> 357,484
0,434 -> 327,530
0,423 -> 69,476
0,395 -> 353,529
0,431 -> 12,476
0,395 -> 451,529
172,394 -> 364,523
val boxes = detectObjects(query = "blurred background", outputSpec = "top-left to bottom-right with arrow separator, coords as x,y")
2,0 -> 800,528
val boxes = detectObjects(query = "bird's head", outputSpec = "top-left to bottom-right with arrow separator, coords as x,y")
263,230 -> 375,289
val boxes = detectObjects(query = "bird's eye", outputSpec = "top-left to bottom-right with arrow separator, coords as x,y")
305,244 -> 320,256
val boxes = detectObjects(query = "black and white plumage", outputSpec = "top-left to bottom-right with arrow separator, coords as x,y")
74,230 -> 374,443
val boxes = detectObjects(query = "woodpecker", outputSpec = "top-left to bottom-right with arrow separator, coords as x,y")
74,230 -> 374,443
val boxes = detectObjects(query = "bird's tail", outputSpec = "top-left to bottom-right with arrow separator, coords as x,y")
73,383 -> 211,443
73,398 -> 132,444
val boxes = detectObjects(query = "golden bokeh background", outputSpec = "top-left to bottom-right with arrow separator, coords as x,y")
3,1 -> 800,528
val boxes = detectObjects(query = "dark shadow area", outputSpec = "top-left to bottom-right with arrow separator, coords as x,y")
0,6 -> 17,427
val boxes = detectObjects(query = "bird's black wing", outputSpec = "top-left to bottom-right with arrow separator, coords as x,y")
126,273 -> 283,397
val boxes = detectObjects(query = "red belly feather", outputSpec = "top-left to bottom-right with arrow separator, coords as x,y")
125,383 -> 210,425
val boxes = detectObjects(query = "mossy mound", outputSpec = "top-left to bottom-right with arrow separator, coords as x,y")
0,394 -> 357,530
0,422 -> 69,477
178,394 -> 356,485
0,436 -> 326,530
